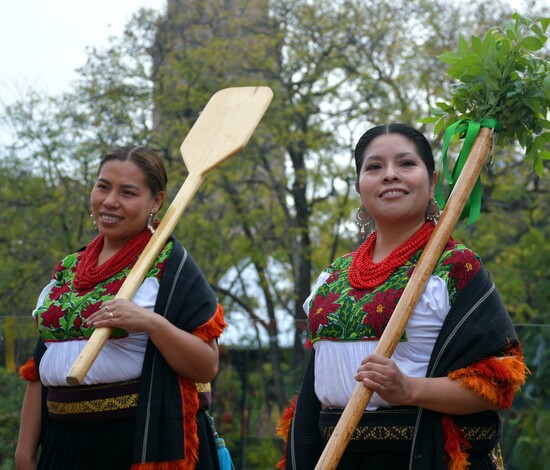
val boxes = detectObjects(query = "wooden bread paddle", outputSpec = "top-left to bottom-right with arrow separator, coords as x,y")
66,86 -> 273,385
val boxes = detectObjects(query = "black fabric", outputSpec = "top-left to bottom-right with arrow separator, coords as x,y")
132,237 -> 219,467
196,409 -> 221,469
285,349 -> 323,470
286,267 -> 518,470
410,267 -> 517,469
37,417 -> 135,470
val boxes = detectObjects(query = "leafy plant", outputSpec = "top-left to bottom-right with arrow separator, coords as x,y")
421,13 -> 550,175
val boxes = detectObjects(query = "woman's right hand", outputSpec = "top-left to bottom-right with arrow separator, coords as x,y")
354,354 -> 412,406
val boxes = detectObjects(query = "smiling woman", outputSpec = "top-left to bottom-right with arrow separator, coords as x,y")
16,145 -> 227,470
276,123 -> 527,470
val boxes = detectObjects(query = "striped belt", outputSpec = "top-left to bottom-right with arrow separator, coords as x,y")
319,408 -> 500,453
47,379 -> 140,423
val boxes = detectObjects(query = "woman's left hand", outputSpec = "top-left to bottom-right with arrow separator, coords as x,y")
85,299 -> 153,333
354,354 -> 412,406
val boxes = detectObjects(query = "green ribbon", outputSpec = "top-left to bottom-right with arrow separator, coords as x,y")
434,118 -> 502,225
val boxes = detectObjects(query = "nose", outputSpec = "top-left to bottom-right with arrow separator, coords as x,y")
102,191 -> 120,208
383,163 -> 399,181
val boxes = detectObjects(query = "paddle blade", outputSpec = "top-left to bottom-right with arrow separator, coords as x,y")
180,86 -> 273,175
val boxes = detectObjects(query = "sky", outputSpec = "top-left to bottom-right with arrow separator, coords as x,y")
0,0 -> 536,107
0,0 -> 166,106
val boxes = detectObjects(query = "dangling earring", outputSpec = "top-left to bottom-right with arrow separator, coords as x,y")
90,213 -> 97,231
355,206 -> 373,238
147,213 -> 156,234
425,198 -> 441,222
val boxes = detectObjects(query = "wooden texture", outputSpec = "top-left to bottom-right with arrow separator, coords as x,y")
66,86 -> 273,385
314,127 -> 494,469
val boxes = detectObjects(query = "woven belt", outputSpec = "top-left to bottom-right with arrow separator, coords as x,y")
47,379 -> 140,423
319,408 -> 500,453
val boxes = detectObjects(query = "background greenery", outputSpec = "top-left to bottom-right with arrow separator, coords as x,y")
0,0 -> 548,468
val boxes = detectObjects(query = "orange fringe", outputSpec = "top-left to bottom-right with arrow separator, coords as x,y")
192,303 -> 227,343
275,394 -> 298,470
179,377 -> 201,469
19,357 -> 39,382
448,345 -> 528,408
442,414 -> 471,470
130,378 -> 199,470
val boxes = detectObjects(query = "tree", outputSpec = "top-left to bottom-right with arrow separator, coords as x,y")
1,1 -> 548,466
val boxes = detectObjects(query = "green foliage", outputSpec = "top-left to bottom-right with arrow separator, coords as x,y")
0,369 -> 26,469
421,14 -> 550,175
1,1 -> 549,468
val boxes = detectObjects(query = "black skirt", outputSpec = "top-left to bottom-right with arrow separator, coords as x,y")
37,409 -> 220,470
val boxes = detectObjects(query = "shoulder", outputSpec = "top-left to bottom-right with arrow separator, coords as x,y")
327,252 -> 354,273
50,251 -> 81,280
433,239 -> 483,299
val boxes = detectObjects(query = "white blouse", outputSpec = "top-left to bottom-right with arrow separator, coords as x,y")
33,277 -> 160,386
306,272 -> 450,410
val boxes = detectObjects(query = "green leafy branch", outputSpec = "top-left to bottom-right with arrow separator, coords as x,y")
421,13 -> 550,175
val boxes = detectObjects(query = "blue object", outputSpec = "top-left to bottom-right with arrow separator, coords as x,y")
216,437 -> 234,470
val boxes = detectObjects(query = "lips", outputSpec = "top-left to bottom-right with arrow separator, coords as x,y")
379,189 -> 408,198
99,213 -> 123,223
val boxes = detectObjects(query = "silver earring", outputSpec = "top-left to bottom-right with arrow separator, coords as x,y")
355,207 -> 373,238
147,213 -> 156,234
426,198 -> 441,222
90,213 -> 97,230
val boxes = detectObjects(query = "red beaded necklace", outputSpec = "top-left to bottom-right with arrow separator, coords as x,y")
348,221 -> 435,290
73,228 -> 152,291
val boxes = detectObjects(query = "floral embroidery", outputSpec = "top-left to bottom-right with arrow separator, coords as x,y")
34,241 -> 173,342
309,292 -> 341,336
441,247 -> 481,290
307,240 -> 482,344
362,288 -> 404,338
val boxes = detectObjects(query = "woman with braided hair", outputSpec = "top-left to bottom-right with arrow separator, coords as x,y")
16,145 -> 226,469
277,123 -> 527,469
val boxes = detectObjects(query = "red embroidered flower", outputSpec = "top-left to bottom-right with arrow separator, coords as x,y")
362,288 -> 404,337
74,317 -> 83,331
49,283 -> 71,301
40,304 -> 65,329
308,292 -> 341,335
80,301 -> 102,320
155,258 -> 169,278
443,250 -> 481,290
102,278 -> 125,295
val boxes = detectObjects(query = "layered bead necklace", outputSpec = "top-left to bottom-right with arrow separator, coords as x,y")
73,228 -> 152,291
348,221 -> 435,290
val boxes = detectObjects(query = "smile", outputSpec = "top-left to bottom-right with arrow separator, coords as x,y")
100,214 -> 122,222
379,189 -> 408,197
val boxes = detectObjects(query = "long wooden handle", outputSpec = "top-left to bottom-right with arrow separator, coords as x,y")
66,174 -> 203,385
314,127 -> 494,469
65,86 -> 273,385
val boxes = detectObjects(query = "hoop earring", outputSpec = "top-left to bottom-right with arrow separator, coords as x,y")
90,213 -> 97,231
355,206 -> 373,238
147,213 -> 156,234
426,198 -> 441,222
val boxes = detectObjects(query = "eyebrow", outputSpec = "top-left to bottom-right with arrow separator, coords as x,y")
365,151 -> 418,160
96,177 -> 141,191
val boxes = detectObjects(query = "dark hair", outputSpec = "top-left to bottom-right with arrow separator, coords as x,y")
98,145 -> 168,197
353,124 -> 435,183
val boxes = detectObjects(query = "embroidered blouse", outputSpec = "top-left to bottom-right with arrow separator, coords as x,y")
33,241 -> 173,386
305,239 -> 481,409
